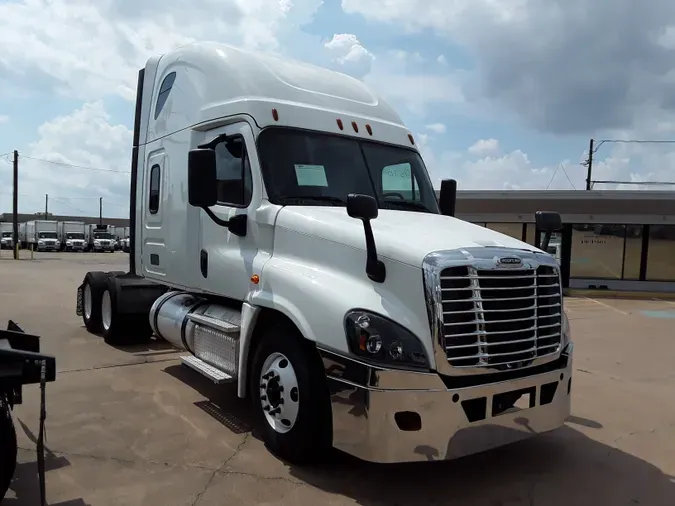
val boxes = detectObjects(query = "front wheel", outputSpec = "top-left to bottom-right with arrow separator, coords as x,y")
249,326 -> 333,465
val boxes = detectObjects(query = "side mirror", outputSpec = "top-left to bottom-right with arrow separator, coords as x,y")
347,193 -> 378,220
439,179 -> 457,217
346,193 -> 385,283
188,148 -> 218,208
535,211 -> 563,251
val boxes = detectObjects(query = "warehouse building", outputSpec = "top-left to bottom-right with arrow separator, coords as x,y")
3,189 -> 674,293
450,190 -> 675,294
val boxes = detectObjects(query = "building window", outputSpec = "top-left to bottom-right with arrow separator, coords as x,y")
622,225 -> 643,280
526,223 -> 537,246
214,137 -> 253,207
149,164 -> 160,214
486,223 -> 524,241
154,72 -> 176,120
646,225 -> 675,281
570,224 -> 625,279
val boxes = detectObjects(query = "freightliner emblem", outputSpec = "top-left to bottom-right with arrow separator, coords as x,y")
498,257 -> 522,265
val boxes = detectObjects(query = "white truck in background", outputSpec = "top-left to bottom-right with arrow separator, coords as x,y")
57,221 -> 87,251
75,42 -> 572,466
22,220 -> 59,251
85,224 -> 115,252
0,223 -> 13,249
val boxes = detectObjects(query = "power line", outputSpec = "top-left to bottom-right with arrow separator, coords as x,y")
48,198 -> 89,215
18,154 -> 130,173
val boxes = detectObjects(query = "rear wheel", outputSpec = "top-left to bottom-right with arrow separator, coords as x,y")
82,271 -> 108,333
249,325 -> 332,465
100,277 -> 153,345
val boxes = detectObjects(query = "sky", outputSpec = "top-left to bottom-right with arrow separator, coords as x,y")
1,0 -> 675,219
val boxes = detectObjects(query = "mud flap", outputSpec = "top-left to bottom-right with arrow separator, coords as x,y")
76,284 -> 83,316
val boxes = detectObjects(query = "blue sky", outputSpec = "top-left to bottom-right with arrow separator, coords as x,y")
1,0 -> 674,218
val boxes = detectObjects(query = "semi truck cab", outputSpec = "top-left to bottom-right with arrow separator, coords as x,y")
76,42 -> 572,465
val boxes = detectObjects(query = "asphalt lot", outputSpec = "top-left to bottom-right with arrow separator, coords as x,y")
1,251 -> 674,505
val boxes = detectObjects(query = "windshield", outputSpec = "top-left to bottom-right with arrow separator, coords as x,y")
1,232 -> 11,238
94,233 -> 112,239
257,128 -> 440,213
67,233 -> 85,239
38,232 -> 57,239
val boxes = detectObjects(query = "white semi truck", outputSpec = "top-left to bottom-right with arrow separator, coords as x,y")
22,220 -> 59,251
0,223 -> 13,249
85,224 -> 115,252
75,42 -> 572,465
57,221 -> 87,251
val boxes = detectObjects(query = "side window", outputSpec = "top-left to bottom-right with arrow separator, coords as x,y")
214,138 -> 253,207
382,163 -> 420,200
149,164 -> 160,214
154,72 -> 176,120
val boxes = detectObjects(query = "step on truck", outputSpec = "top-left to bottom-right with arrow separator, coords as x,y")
75,42 -> 573,465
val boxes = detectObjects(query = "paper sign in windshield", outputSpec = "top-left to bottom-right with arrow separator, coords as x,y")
295,164 -> 328,187
382,163 -> 413,191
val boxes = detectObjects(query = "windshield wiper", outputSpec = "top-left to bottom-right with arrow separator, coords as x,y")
282,196 -> 347,206
380,199 -> 431,213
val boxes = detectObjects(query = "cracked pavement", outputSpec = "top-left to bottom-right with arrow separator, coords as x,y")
1,253 -> 674,505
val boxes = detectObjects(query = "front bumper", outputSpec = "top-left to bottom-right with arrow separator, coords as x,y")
320,343 -> 573,463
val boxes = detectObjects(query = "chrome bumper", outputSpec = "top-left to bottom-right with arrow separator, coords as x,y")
320,343 -> 573,463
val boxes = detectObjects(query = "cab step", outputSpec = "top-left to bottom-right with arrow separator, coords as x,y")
180,355 -> 234,384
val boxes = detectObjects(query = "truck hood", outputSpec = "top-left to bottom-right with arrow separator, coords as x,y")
275,207 -> 541,268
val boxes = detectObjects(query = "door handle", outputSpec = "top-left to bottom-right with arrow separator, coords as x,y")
200,249 -> 208,278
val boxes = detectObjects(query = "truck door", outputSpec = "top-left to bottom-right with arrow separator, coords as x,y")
196,121 -> 261,300
142,149 -> 168,277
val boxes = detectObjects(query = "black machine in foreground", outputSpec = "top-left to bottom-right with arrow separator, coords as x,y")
0,321 -> 56,505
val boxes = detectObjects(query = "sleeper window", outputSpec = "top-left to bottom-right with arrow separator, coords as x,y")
149,164 -> 160,214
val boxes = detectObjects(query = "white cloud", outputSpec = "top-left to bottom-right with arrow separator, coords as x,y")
0,115 -> 9,124
437,55 -> 448,66
468,138 -> 499,156
0,0 -> 324,101
0,102 -> 132,217
324,33 -> 375,78
425,123 -> 447,134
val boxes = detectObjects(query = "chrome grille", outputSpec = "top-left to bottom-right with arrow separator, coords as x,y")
440,265 -> 562,369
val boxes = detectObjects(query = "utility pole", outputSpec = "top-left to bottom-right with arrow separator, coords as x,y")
12,150 -> 18,260
45,194 -> 48,220
99,197 -> 103,226
585,138 -> 594,190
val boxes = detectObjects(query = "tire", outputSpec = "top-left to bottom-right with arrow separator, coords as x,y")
0,399 -> 17,501
249,324 -> 333,465
100,277 -> 128,345
81,271 -> 108,333
100,277 -> 152,345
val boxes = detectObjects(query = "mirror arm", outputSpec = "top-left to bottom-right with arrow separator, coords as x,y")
540,231 -> 553,251
201,207 -> 248,237
198,133 -> 230,150
202,206 -> 230,227
361,220 -> 386,283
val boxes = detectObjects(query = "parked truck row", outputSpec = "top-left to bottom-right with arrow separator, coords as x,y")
0,221 -> 130,252
75,42 -> 572,467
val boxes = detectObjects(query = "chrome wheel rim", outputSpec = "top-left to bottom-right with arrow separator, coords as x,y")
84,283 -> 92,320
101,290 -> 112,331
259,352 -> 300,434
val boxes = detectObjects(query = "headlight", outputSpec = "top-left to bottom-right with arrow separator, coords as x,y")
561,310 -> 571,347
344,310 -> 429,370
38,240 -> 44,244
